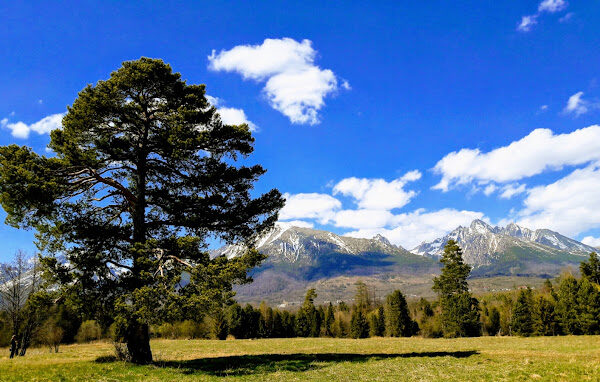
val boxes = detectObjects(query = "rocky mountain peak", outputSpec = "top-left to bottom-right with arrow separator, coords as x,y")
372,234 -> 392,246
469,219 -> 493,234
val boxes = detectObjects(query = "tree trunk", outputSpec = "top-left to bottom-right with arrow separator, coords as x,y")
126,320 -> 152,364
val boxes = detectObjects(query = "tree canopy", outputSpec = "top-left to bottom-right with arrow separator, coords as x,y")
0,58 -> 284,363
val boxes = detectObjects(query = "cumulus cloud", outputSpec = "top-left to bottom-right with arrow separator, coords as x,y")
333,170 -> 421,210
279,192 -> 341,223
516,164 -> 600,236
1,113 -> 63,139
206,95 -> 258,131
344,208 -> 486,249
333,209 -> 396,230
433,125 -> 600,191
581,236 -> 600,247
208,38 -> 346,125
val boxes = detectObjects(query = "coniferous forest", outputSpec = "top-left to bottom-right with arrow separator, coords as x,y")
2,240 -> 599,355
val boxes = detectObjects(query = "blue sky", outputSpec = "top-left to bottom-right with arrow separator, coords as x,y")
1,0 -> 600,260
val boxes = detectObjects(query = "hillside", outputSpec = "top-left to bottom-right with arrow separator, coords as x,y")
217,221 -> 595,304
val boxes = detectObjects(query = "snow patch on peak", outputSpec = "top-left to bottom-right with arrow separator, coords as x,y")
373,234 -> 392,246
470,219 -> 492,234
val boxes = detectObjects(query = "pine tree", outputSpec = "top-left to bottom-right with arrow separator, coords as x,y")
511,288 -> 534,336
385,290 -> 414,337
432,240 -> 481,337
0,58 -> 284,363
350,309 -> 369,338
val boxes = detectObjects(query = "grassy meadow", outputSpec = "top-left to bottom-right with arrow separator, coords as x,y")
1,336 -> 599,381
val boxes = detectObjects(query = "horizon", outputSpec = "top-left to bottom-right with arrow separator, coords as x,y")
2,1 -> 600,260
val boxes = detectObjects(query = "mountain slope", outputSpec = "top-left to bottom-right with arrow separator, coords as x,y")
219,223 -> 439,302
411,220 -> 594,276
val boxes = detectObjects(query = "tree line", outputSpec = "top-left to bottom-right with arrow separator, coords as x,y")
2,242 -> 599,347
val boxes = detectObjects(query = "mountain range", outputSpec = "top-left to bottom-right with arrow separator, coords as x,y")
220,220 -> 596,304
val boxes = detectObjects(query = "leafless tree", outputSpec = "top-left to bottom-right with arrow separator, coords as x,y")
0,250 -> 42,355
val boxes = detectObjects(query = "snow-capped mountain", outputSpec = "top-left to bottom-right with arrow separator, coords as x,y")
216,222 -> 420,267
410,219 -> 595,271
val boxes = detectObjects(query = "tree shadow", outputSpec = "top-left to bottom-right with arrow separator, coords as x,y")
152,351 -> 478,376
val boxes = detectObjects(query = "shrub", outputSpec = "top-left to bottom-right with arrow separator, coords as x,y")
75,320 -> 102,343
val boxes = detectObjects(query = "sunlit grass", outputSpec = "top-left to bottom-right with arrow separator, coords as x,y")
1,336 -> 599,381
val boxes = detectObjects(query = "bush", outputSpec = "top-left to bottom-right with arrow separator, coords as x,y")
177,320 -> 201,339
38,319 -> 64,352
75,320 -> 102,343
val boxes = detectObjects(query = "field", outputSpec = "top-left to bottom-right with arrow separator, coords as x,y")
1,336 -> 600,381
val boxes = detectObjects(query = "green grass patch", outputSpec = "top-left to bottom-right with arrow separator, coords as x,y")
1,336 -> 599,381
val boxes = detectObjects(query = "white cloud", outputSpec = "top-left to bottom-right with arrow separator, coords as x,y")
208,38 -> 346,125
517,0 -> 568,32
333,170 -> 421,210
559,12 -> 574,23
499,183 -> 527,199
206,95 -> 258,131
517,15 -> 538,32
1,113 -> 63,139
581,236 -> 600,248
538,0 -> 567,13
218,107 -> 258,131
344,208 -> 486,249
516,164 -> 600,236
483,184 -> 497,196
433,125 -> 600,191
278,220 -> 314,229
540,104 -> 549,111
563,91 -> 597,117
333,209 -> 396,230
279,192 -> 341,223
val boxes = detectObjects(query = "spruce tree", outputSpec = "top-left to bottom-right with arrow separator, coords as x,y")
225,303 -> 244,339
556,276 -> 580,335
368,306 -> 385,337
211,308 -> 228,340
296,289 -> 317,337
487,306 -> 501,336
323,303 -> 335,337
0,58 -> 283,363
580,252 -> 600,285
511,288 -> 534,336
385,290 -> 414,337
432,240 -> 481,337
576,278 -> 600,335
350,309 -> 369,338
533,295 -> 558,336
